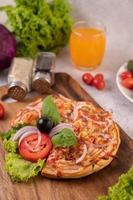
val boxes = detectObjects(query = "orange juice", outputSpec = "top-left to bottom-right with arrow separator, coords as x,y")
70,26 -> 106,69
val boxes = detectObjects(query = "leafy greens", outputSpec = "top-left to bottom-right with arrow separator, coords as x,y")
0,0 -> 73,57
1,124 -> 44,182
5,153 -> 44,182
98,166 -> 133,200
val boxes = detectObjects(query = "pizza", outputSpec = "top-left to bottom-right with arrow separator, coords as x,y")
8,94 -> 120,180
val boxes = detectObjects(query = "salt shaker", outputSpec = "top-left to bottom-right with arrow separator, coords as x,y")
32,52 -> 56,94
8,58 -> 33,100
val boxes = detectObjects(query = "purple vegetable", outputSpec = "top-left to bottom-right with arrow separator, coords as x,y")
0,24 -> 16,71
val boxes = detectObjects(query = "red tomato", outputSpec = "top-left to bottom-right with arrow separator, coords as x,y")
122,78 -> 133,89
94,73 -> 104,81
19,133 -> 52,162
0,103 -> 5,119
93,78 -> 105,90
120,71 -> 132,80
82,73 -> 94,85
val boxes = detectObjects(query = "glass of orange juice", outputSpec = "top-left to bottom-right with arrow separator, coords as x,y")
69,19 -> 106,70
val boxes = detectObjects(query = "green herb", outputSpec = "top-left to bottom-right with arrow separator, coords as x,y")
0,0 -> 73,58
98,166 -> 133,200
52,128 -> 77,148
5,153 -> 44,182
1,123 -> 26,140
42,95 -> 60,125
127,60 -> 133,72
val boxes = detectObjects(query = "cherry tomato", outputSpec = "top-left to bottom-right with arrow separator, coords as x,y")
94,73 -> 104,81
82,73 -> 94,85
120,71 -> 132,80
122,78 -> 133,89
0,103 -> 5,119
19,133 -> 52,162
93,78 -> 105,90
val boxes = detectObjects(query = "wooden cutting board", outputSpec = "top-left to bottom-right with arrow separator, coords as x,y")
0,72 -> 133,200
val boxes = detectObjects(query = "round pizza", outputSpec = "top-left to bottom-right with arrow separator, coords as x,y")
3,95 -> 120,181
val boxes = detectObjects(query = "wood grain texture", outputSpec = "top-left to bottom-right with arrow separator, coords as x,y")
0,72 -> 133,200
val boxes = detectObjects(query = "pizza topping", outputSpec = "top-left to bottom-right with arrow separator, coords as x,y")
42,95 -> 61,125
12,126 -> 43,151
27,98 -> 42,108
79,109 -> 112,129
49,123 -> 73,138
59,94 -> 72,102
71,102 -> 89,121
102,118 -> 113,133
19,133 -> 52,162
37,117 -> 54,133
12,126 -> 39,141
75,144 -> 87,164
52,128 -> 77,148
18,130 -> 42,147
71,103 -> 78,120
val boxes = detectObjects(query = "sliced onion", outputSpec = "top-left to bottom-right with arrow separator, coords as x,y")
28,98 -> 42,107
34,131 -> 42,148
102,118 -> 113,133
77,102 -> 87,109
59,94 -> 71,102
76,144 -> 87,164
18,130 -> 41,146
93,140 -> 115,148
12,126 -> 38,141
49,123 -> 73,138
95,132 -> 111,139
71,103 -> 78,121
80,112 -> 109,126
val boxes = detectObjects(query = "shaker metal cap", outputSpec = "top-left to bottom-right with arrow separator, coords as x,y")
8,81 -> 27,100
32,72 -> 51,94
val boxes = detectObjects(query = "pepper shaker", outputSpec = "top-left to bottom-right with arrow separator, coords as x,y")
32,52 -> 56,94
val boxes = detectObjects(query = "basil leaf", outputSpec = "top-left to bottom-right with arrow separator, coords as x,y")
42,95 -> 60,125
52,128 -> 77,148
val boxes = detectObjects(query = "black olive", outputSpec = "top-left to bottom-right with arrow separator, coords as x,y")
37,117 -> 54,133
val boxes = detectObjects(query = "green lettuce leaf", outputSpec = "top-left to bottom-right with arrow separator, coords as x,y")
98,166 -> 133,200
5,153 -> 44,182
42,95 -> 60,125
52,128 -> 77,148
0,0 -> 73,58
4,139 -> 18,153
